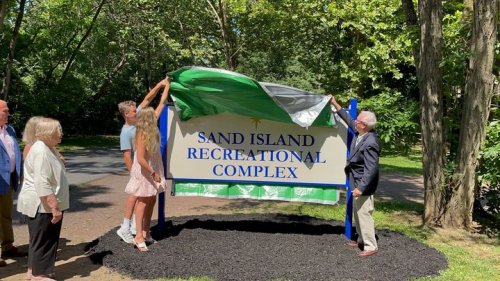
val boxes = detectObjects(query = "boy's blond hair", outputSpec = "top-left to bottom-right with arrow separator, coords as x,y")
118,101 -> 136,118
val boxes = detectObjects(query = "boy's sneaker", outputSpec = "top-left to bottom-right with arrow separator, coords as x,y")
116,228 -> 134,244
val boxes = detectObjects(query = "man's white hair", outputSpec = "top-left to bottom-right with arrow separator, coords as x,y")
360,111 -> 377,130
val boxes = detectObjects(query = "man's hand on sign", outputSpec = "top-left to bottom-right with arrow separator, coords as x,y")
352,188 -> 362,197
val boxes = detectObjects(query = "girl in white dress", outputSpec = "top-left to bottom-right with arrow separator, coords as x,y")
124,106 -> 165,251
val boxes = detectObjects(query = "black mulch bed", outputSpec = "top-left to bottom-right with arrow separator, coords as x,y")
86,214 -> 447,281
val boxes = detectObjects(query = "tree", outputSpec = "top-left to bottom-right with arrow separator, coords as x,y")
1,0 -> 26,100
0,0 -> 13,33
58,0 -> 107,83
403,0 -> 498,228
441,0 -> 498,228
401,0 -> 446,224
4,0 -> 420,142
206,0 -> 238,70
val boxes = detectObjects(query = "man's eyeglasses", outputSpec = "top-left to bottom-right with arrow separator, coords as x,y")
355,119 -> 367,126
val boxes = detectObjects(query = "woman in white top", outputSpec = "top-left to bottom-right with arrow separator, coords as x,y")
17,118 -> 69,281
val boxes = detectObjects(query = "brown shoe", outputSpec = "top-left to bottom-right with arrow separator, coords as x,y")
1,245 -> 28,258
0,258 -> 6,267
347,240 -> 360,247
358,249 -> 378,257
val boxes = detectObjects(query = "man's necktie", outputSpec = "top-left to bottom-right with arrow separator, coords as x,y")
355,136 -> 362,147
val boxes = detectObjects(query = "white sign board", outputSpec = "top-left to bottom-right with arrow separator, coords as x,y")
166,106 -> 348,186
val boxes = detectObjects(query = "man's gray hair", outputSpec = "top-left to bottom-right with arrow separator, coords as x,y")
360,111 -> 377,130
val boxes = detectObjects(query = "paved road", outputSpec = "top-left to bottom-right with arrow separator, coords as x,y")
16,147 -> 424,205
61,147 -> 423,203
12,147 -> 126,221
63,147 -> 125,185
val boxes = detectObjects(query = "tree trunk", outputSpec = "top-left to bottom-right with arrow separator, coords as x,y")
0,0 -> 12,33
59,0 -> 107,83
206,0 -> 237,70
439,0 -> 498,228
176,17 -> 195,63
463,0 -> 474,21
1,0 -> 26,100
45,31 -> 79,83
93,53 -> 128,102
401,0 -> 419,66
417,0 -> 446,225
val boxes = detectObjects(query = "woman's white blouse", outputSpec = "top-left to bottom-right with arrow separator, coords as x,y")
17,140 -> 69,218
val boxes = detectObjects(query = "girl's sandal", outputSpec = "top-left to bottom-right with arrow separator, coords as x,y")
133,239 -> 149,252
145,236 -> 157,245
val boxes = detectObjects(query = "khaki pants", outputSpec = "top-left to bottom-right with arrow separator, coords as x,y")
0,185 -> 14,250
353,195 -> 377,251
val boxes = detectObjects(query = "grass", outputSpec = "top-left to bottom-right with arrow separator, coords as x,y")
380,146 -> 423,176
38,137 -> 496,280
156,199 -> 498,281
153,148 -> 498,281
56,135 -> 119,151
53,135 -> 424,176
153,197 -> 499,281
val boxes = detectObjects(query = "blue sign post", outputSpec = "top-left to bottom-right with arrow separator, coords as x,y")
158,106 -> 169,231
344,98 -> 358,240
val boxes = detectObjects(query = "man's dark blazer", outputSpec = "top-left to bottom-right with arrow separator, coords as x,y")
337,108 -> 380,195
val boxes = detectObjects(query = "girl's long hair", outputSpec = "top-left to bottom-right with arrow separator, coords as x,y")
135,107 -> 159,154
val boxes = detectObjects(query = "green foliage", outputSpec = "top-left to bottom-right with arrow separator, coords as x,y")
0,0 -> 418,152
359,91 -> 420,152
440,7 -> 471,160
477,120 -> 500,217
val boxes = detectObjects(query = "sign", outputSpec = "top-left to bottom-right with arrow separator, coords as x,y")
166,106 -> 348,186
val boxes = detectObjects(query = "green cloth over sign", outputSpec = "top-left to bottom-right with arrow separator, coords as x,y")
168,66 -> 334,128
174,182 -> 340,205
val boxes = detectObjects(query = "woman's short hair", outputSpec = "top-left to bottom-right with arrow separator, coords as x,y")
22,116 -> 45,144
35,118 -> 62,142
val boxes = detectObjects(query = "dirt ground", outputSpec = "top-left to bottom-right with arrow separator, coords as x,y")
1,171 -> 424,281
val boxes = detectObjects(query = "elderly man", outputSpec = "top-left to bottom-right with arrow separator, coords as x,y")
330,96 -> 380,257
0,99 -> 26,266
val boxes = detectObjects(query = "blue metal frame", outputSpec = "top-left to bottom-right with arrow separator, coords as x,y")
157,100 -> 357,238
158,106 -> 169,231
344,99 -> 357,240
